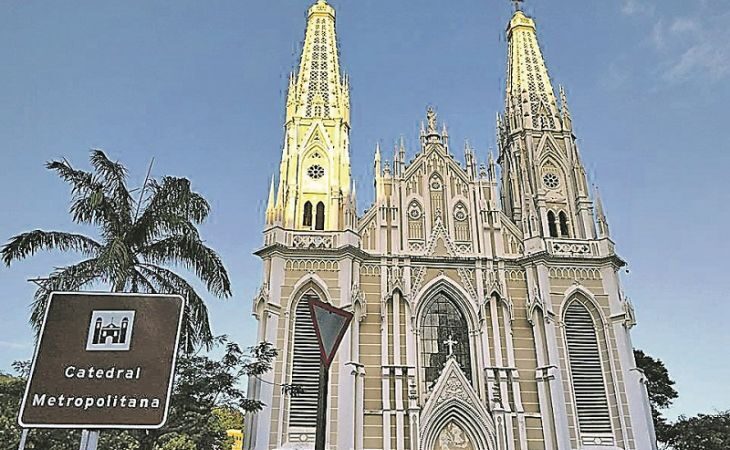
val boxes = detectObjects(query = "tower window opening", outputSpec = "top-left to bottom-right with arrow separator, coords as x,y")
303,201 -> 313,228
288,293 -> 322,428
315,202 -> 325,230
547,211 -> 558,237
559,211 -> 570,237
565,300 -> 612,436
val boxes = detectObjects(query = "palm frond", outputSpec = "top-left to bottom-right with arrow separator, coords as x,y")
95,238 -> 134,291
45,159 -> 100,196
140,235 -> 231,298
137,264 -> 213,352
129,177 -> 209,248
30,258 -> 101,332
89,150 -> 133,227
1,230 -> 101,266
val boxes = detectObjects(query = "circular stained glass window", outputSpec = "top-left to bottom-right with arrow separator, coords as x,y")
307,165 -> 325,179
454,206 -> 467,221
408,203 -> 422,220
543,173 -> 560,189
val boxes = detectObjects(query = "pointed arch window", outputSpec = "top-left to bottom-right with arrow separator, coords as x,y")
564,300 -> 612,437
315,201 -> 325,230
420,293 -> 472,391
559,211 -> 570,237
303,201 -> 313,228
547,211 -> 558,237
407,200 -> 424,241
289,292 -> 322,428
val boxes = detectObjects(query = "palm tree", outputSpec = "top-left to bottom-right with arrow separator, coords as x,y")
1,150 -> 231,352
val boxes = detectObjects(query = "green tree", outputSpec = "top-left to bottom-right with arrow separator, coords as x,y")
1,150 -> 231,351
131,338 -> 276,450
665,411 -> 730,450
0,369 -> 136,450
634,349 -> 678,446
0,339 -> 275,450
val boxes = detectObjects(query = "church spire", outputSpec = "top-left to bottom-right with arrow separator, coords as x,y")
594,185 -> 610,238
271,0 -> 352,231
506,8 -> 560,130
499,7 -> 597,240
286,0 -> 350,125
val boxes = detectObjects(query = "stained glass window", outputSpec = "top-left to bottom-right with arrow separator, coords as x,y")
420,293 -> 472,390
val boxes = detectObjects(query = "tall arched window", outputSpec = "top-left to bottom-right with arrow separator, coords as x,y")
315,202 -> 325,230
547,211 -> 558,237
303,201 -> 313,228
564,300 -> 612,437
289,292 -> 322,429
559,211 -> 570,237
420,293 -> 472,391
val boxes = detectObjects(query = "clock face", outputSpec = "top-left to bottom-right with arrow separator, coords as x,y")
307,165 -> 325,179
543,172 -> 560,189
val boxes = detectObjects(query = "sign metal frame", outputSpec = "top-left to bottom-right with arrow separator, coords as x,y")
17,291 -> 185,430
307,298 -> 353,369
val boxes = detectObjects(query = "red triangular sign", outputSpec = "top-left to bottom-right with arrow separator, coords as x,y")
308,299 -> 354,368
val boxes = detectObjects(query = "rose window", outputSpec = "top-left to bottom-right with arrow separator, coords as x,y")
307,165 -> 325,179
543,173 -> 560,189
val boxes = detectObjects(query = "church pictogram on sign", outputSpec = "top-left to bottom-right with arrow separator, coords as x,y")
86,310 -> 136,351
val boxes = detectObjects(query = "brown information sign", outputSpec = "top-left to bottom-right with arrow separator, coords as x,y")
18,292 -> 184,429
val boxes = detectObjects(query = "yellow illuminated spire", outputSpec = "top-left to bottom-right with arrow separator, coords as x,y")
506,9 -> 559,128
286,0 -> 350,124
273,0 -> 352,231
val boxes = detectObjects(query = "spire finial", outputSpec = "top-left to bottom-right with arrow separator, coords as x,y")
512,0 -> 524,12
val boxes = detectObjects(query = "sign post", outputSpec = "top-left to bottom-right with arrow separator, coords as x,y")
308,299 -> 353,450
18,291 -> 185,444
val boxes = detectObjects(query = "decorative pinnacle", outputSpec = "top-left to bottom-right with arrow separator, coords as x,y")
512,0 -> 524,12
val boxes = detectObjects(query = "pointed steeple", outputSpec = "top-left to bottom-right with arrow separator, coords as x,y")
374,143 -> 384,200
560,85 -> 573,131
287,0 -> 349,124
594,185 -> 610,238
271,0 -> 352,231
265,176 -> 276,225
506,9 -> 559,130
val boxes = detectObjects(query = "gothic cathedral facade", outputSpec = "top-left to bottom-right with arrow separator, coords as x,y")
245,2 -> 657,449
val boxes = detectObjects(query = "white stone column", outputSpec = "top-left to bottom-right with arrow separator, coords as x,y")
602,267 -> 658,450
535,264 -> 573,450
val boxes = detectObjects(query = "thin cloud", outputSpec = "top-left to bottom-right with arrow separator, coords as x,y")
658,14 -> 730,83
625,2 -> 730,86
621,0 -> 655,17
0,340 -> 31,350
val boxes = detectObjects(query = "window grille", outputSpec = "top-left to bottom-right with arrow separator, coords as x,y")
565,301 -> 612,436
289,293 -> 322,428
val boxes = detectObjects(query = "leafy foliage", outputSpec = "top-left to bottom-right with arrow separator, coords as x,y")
0,339 -> 275,450
0,370 -> 136,449
1,150 -> 232,351
634,349 -> 678,445
665,411 -> 730,450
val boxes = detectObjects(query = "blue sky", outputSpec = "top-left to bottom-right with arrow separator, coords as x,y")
1,0 -> 728,420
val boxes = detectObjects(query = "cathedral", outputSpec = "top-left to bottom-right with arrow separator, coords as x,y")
244,1 -> 657,449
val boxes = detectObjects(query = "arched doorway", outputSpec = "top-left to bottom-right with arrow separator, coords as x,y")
435,421 -> 475,450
